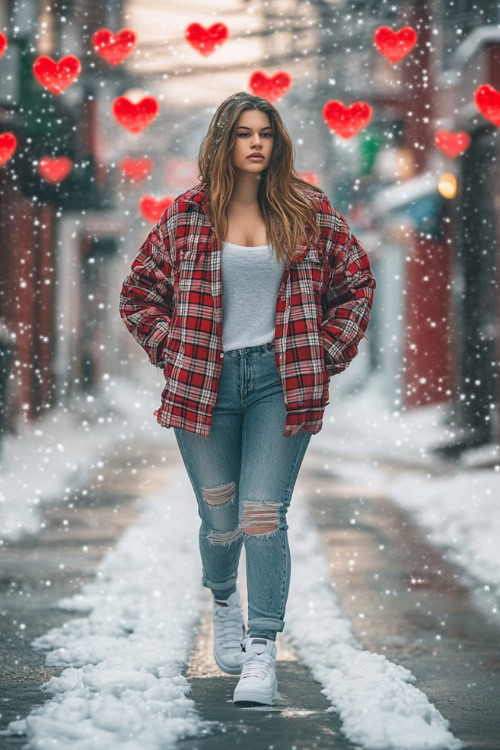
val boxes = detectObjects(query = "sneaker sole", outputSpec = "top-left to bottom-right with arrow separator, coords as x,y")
233,693 -> 276,706
233,684 -> 277,705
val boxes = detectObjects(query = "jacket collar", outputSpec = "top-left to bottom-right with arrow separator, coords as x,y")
188,182 -> 310,264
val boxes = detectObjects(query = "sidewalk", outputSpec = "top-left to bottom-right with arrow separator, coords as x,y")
302,443 -> 500,749
175,442 -> 500,750
1,436 -> 468,750
0,369 -> 499,748
312,369 -> 500,617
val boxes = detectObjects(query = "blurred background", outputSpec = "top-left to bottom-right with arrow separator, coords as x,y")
1,3 -> 500,747
1,0 -> 499,463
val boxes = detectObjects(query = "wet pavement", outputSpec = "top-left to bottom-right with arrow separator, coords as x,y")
179,595 -> 355,750
0,441 -> 175,748
302,445 -> 500,749
178,552 -> 361,750
1,436 -> 499,749
176,445 -> 500,750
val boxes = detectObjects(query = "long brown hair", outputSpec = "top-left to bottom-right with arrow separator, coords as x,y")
197,91 -> 326,264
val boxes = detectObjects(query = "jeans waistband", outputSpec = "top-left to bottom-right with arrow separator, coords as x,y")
224,340 -> 275,356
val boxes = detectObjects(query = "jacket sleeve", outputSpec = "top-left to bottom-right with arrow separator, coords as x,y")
320,205 -> 376,377
118,207 -> 176,368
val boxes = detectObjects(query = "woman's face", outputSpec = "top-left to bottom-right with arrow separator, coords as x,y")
231,109 -> 274,174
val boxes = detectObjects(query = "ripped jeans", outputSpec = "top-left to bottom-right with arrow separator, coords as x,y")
173,340 -> 312,641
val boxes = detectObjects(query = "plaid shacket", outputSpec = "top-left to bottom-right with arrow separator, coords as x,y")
119,182 -> 376,438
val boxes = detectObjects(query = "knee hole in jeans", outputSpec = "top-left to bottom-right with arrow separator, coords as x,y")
202,480 -> 236,507
202,481 -> 239,545
206,527 -> 241,546
240,500 -> 281,536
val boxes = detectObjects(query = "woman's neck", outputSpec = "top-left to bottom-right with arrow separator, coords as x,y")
230,171 -> 261,205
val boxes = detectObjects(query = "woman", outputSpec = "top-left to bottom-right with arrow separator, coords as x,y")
119,91 -> 376,706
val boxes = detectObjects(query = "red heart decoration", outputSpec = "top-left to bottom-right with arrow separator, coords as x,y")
112,96 -> 159,133
38,156 -> 73,183
298,171 -> 318,185
323,100 -> 372,139
434,130 -> 471,159
185,23 -> 228,57
92,28 -> 137,65
139,195 -> 174,224
32,55 -> 81,94
474,84 -> 500,127
0,132 -> 17,167
249,71 -> 292,103
120,156 -> 154,182
0,32 -> 7,58
373,26 -> 418,63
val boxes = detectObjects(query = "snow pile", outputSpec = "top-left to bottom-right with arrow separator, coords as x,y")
318,371 -> 500,606
1,464 -> 220,749
319,370 -> 452,465
285,492 -> 465,750
0,374 -> 161,542
387,469 -> 500,595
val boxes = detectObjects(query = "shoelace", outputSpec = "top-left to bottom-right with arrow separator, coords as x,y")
213,605 -> 244,651
235,651 -> 275,679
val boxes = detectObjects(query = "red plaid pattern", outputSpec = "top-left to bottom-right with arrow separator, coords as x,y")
119,182 -> 376,437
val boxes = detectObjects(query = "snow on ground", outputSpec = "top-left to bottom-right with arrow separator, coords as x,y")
0,364 -> 496,747
315,370 -> 500,614
286,490 -> 466,750
1,462 -> 220,750
318,368 -> 459,466
388,471 -> 500,602
1,453 -> 466,750
0,371 -> 164,542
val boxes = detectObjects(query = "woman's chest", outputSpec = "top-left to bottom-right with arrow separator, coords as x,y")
224,205 -> 268,246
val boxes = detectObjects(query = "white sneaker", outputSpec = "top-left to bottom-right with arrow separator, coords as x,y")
212,589 -> 246,675
232,636 -> 278,705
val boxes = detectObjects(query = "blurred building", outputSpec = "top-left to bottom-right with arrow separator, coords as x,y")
434,20 -> 500,457
344,0 -> 500,457
0,0 -> 130,447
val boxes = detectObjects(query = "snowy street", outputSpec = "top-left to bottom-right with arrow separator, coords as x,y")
0,375 -> 499,749
1,0 -> 500,745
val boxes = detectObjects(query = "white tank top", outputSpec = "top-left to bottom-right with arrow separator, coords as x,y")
221,241 -> 286,352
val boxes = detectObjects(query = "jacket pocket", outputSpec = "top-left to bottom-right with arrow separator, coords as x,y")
301,247 -> 326,296
164,335 -> 181,362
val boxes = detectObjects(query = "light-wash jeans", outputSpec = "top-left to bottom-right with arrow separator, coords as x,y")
173,340 -> 312,641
